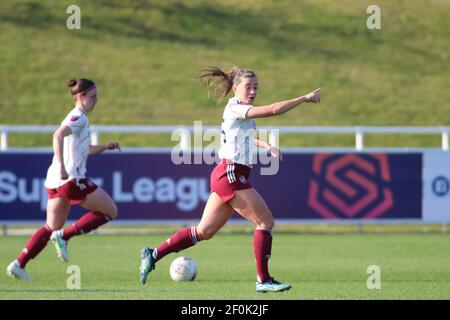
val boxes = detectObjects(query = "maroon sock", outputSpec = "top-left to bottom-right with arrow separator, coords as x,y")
254,228 -> 273,283
62,211 -> 110,241
17,224 -> 53,268
154,226 -> 199,262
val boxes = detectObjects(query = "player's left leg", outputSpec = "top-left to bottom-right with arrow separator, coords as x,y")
140,192 -> 234,284
50,187 -> 117,263
153,192 -> 234,261
57,187 -> 117,242
47,197 -> 72,262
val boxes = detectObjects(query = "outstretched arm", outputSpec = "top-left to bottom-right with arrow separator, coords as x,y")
246,88 -> 321,119
89,142 -> 121,156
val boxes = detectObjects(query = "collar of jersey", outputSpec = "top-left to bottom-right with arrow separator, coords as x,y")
75,106 -> 87,115
229,97 -> 241,105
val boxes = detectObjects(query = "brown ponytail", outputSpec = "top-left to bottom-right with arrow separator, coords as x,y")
200,66 -> 256,102
67,78 -> 96,96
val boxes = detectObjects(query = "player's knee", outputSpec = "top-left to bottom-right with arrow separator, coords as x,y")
106,203 -> 118,220
46,218 -> 64,231
257,216 -> 274,230
196,228 -> 215,241
46,222 -> 59,231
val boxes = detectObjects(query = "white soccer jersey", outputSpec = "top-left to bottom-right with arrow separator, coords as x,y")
218,97 -> 256,167
45,107 -> 90,189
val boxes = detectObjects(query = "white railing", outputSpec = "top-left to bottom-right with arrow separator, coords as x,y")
0,125 -> 449,151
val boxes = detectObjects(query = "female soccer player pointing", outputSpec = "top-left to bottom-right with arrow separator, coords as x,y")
7,78 -> 121,281
140,66 -> 320,292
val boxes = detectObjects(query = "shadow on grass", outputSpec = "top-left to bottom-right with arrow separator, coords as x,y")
0,1 -> 352,60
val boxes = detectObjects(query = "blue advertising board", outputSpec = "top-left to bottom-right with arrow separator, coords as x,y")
0,152 -> 422,222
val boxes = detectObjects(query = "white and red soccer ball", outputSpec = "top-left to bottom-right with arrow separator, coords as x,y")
170,256 -> 197,281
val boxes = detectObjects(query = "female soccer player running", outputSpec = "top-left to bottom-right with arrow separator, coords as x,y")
6,78 -> 121,281
139,66 -> 320,292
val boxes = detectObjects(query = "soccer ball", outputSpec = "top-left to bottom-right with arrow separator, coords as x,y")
170,256 -> 197,281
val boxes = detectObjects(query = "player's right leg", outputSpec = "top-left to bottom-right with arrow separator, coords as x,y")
140,192 -> 233,284
6,197 -> 70,280
230,188 -> 292,292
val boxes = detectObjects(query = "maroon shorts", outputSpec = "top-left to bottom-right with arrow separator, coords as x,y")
46,178 -> 98,205
210,160 -> 252,203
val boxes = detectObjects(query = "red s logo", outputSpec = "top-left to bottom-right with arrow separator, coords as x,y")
308,154 -> 393,219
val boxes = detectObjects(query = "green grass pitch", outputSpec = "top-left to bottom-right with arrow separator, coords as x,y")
1,233 -> 449,300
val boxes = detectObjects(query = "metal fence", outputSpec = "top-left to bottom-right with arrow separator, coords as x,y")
1,125 -> 449,151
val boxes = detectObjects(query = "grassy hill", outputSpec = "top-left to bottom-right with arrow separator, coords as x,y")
1,0 -> 449,148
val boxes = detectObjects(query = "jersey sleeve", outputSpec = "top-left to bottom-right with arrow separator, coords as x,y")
63,113 -> 87,135
227,103 -> 253,120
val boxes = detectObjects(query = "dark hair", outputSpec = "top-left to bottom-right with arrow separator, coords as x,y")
67,78 -> 96,96
200,66 -> 256,102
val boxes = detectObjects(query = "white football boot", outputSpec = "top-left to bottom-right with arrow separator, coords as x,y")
50,230 -> 69,262
6,260 -> 32,281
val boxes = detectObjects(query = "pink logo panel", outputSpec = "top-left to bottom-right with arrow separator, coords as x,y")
308,154 -> 393,219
